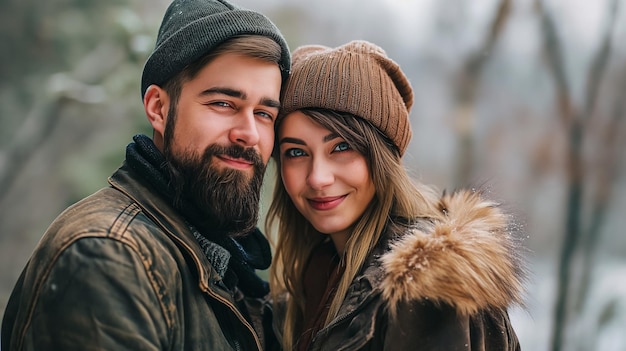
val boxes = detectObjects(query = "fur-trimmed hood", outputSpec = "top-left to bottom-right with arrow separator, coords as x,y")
380,189 -> 526,316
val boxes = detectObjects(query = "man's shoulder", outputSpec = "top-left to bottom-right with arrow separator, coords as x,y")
28,186 -> 184,282
41,187 -> 164,249
53,187 -> 140,231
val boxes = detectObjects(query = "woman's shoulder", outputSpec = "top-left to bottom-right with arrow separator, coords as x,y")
379,189 -> 528,316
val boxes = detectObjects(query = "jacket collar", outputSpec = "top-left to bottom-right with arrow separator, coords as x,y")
312,190 -> 526,350
379,190 -> 527,316
335,190 -> 527,318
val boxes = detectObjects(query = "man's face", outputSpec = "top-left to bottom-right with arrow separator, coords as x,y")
163,53 -> 282,234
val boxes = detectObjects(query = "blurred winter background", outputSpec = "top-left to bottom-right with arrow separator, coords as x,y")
1,0 -> 625,350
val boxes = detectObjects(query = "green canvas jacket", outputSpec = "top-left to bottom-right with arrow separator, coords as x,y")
2,163 -> 272,351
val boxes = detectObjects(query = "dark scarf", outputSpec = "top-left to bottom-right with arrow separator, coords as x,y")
125,134 -> 271,298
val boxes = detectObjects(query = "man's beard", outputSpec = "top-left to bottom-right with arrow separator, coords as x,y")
164,140 -> 266,237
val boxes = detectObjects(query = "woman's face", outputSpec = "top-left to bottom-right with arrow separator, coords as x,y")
277,111 -> 376,252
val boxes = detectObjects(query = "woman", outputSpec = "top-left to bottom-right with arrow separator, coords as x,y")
267,40 -> 526,351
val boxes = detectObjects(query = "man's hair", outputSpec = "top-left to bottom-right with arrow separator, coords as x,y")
161,35 -> 282,117
140,0 -> 290,97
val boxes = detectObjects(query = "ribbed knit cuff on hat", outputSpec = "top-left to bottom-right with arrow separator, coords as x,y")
279,40 -> 412,155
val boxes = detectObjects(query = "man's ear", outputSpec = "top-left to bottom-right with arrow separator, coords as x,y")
143,85 -> 169,139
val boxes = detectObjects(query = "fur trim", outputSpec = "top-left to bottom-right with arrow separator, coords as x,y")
380,190 -> 525,316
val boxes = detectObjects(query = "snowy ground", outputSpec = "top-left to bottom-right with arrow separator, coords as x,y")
511,259 -> 626,351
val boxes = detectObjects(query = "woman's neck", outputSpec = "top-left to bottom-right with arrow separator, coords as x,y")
329,229 -> 350,255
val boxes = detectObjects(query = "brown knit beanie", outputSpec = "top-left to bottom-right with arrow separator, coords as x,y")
280,40 -> 413,155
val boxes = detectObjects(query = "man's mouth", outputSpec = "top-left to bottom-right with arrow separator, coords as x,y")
216,154 -> 254,170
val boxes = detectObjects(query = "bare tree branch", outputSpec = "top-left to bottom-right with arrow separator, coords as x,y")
574,0 -> 621,314
534,1 -> 583,351
0,42 -> 125,201
453,0 -> 512,186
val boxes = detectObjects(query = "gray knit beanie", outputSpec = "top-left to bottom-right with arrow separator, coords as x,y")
141,0 -> 291,97
279,40 -> 413,155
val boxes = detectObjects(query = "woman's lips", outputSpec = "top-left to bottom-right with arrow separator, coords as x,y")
308,195 -> 346,211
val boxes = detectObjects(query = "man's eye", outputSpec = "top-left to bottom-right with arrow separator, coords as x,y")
256,110 -> 275,121
207,101 -> 231,108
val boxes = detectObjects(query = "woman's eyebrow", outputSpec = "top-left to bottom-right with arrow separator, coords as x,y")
279,137 -> 305,146
323,133 -> 339,142
279,133 -> 339,146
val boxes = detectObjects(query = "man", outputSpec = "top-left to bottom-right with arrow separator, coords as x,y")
1,0 -> 290,350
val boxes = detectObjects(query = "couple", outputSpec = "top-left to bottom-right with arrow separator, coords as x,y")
1,0 -> 526,350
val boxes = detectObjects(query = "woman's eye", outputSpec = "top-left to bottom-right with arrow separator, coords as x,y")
284,148 -> 307,158
334,141 -> 351,152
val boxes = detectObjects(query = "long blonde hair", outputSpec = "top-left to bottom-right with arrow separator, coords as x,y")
267,109 -> 442,350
